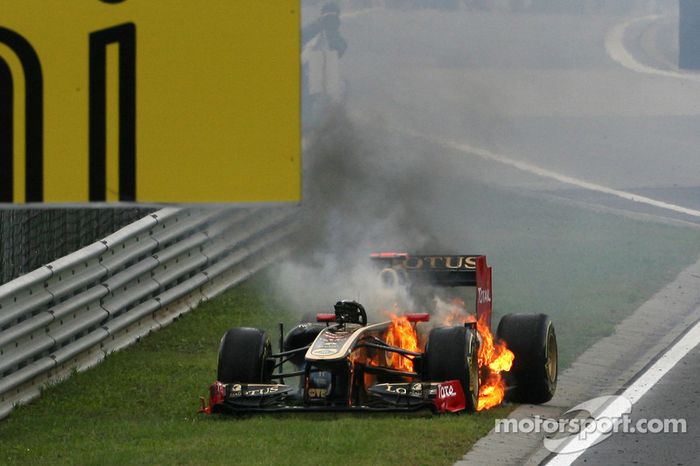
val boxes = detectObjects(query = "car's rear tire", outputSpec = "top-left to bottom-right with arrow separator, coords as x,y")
217,327 -> 272,384
424,326 -> 479,412
496,314 -> 557,404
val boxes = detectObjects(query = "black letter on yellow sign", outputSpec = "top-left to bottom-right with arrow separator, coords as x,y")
89,23 -> 136,202
0,60 -> 12,203
0,27 -> 43,203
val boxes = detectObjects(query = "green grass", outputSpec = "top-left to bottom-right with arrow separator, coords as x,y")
2,182 -> 700,465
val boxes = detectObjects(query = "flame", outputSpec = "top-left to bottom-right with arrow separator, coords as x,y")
443,309 -> 477,327
383,314 -> 420,372
351,310 -> 421,387
475,312 -> 514,411
439,298 -> 514,411
354,300 -> 514,411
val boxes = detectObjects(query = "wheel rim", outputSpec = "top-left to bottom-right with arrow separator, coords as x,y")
545,326 -> 557,383
469,350 -> 479,404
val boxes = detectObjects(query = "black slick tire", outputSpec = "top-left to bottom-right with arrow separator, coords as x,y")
496,313 -> 557,404
217,327 -> 272,384
424,325 -> 479,412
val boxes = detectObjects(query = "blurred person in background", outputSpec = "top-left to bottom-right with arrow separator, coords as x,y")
302,2 -> 347,129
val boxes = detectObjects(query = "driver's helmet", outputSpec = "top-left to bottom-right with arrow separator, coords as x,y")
334,300 -> 366,325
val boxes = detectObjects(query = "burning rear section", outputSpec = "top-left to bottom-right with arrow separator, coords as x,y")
440,298 -> 515,411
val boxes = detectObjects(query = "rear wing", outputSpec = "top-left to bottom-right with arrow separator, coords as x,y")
370,253 -> 493,328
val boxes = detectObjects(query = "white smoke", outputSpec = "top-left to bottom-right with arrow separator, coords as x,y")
268,107 -> 459,320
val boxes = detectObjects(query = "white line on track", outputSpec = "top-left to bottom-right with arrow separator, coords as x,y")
545,318 -> 700,466
344,12 -> 700,220
427,134 -> 700,219
605,15 -> 700,82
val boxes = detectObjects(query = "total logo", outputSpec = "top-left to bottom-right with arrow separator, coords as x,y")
477,288 -> 492,304
439,384 -> 457,398
438,385 -> 457,398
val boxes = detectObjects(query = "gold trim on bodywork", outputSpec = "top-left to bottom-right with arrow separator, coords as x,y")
305,322 -> 389,362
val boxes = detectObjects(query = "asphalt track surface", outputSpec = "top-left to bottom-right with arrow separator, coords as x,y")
341,7 -> 700,213
571,345 -> 699,465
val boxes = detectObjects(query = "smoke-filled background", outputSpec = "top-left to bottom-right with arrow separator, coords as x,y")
271,0 -> 700,330
273,108 -> 462,316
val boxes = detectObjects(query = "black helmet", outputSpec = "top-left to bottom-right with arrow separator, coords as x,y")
334,300 -> 367,326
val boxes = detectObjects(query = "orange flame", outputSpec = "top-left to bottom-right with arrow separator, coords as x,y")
475,312 -> 514,411
383,314 -> 420,372
360,302 -> 514,411
440,298 -> 514,411
353,311 -> 421,387
443,309 -> 477,327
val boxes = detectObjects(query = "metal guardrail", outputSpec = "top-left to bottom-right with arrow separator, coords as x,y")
0,206 -> 296,419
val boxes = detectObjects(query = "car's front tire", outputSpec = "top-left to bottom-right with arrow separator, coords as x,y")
217,327 -> 272,384
424,326 -> 479,412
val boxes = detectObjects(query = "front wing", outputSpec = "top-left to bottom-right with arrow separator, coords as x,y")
200,379 -> 466,414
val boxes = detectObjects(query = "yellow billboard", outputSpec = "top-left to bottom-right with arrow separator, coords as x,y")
0,0 -> 300,203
